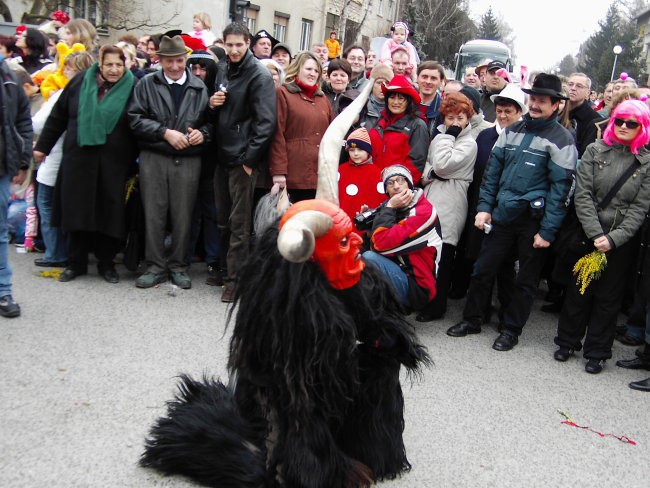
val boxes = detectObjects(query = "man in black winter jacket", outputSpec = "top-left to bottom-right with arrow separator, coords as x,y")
129,35 -> 212,290
0,58 -> 33,317
209,22 -> 277,302
567,72 -> 602,158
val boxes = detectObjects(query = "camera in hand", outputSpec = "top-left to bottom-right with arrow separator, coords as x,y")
354,207 -> 380,230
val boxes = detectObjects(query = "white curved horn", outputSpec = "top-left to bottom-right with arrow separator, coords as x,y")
316,78 -> 374,203
277,210 -> 333,263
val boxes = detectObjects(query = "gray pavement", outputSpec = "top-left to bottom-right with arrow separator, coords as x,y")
1,250 -> 648,487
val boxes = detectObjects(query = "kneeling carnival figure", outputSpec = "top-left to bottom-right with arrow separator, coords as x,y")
140,72 -> 430,488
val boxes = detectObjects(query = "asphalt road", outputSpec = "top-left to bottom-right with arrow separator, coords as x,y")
1,250 -> 647,487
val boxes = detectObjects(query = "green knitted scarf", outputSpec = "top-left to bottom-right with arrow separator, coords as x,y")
77,62 -> 134,147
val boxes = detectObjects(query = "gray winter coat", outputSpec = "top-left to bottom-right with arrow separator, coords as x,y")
422,124 -> 477,245
576,139 -> 650,248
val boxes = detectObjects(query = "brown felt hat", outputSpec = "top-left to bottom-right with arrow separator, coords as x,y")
156,35 -> 187,57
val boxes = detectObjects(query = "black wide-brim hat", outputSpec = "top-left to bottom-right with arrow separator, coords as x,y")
521,73 -> 568,100
252,29 -> 279,47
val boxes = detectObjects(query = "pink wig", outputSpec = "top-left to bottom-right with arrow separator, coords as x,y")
603,100 -> 650,154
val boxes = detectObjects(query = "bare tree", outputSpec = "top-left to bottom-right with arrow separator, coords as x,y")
0,0 -> 12,21
21,0 -> 181,32
403,0 -> 476,66
331,0 -> 376,49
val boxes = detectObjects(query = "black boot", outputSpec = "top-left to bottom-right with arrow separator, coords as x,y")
629,377 -> 650,392
617,342 -> 650,370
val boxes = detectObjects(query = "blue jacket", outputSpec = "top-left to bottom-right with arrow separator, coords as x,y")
477,114 -> 577,242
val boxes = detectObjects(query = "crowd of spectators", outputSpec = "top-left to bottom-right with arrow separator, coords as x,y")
1,12 -> 650,392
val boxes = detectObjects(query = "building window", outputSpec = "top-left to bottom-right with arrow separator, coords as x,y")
378,0 -> 384,17
69,0 -> 109,34
325,12 -> 339,40
300,19 -> 313,51
388,0 -> 395,17
273,14 -> 289,43
243,8 -> 257,34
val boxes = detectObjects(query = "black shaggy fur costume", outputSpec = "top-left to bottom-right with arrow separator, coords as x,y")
141,224 -> 430,487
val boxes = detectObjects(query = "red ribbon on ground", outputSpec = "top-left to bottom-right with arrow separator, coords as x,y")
558,410 -> 636,445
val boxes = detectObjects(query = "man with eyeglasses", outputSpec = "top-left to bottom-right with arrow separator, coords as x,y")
447,73 -> 577,351
344,45 -> 368,90
567,72 -> 602,158
362,165 -> 442,311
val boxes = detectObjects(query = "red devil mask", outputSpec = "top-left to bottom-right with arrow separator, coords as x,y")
279,200 -> 365,290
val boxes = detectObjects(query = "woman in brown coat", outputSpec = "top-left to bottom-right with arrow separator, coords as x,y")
269,51 -> 334,202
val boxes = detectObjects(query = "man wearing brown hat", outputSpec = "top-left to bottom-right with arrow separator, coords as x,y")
447,73 -> 577,352
129,35 -> 212,289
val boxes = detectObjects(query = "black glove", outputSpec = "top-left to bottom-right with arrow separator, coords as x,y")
445,125 -> 462,138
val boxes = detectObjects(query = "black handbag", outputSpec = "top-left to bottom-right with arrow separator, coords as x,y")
554,158 -> 641,259
554,202 -> 591,258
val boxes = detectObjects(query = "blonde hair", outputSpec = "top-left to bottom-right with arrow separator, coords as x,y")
65,19 -> 97,52
116,41 -> 136,63
64,51 -> 94,73
283,51 -> 322,86
193,12 -> 212,30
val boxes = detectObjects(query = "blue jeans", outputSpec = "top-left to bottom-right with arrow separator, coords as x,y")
645,309 -> 650,344
362,251 -> 410,306
36,182 -> 67,262
0,175 -> 13,297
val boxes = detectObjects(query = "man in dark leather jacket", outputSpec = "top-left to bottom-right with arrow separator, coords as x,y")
209,22 -> 277,302
129,35 -> 212,290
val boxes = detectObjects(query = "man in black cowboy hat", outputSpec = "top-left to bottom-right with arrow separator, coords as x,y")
250,29 -> 277,59
447,73 -> 578,351
129,35 -> 212,290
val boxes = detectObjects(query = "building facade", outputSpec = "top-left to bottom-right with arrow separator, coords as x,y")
183,0 -> 400,54
1,0 -> 399,55
635,5 -> 650,85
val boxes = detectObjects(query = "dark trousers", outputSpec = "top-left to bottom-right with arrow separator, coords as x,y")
287,188 -> 316,203
214,165 -> 257,283
420,243 -> 456,316
555,239 -> 638,360
139,151 -> 201,274
67,231 -> 121,273
463,213 -> 547,335
186,177 -> 220,265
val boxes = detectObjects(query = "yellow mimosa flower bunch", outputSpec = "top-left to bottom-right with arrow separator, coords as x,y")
573,251 -> 608,295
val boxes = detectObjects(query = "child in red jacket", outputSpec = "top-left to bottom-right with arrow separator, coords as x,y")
338,127 -> 385,232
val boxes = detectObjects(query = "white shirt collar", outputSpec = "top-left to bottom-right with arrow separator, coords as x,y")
164,71 -> 187,85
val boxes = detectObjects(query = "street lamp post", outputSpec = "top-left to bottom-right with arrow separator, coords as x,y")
611,45 -> 623,81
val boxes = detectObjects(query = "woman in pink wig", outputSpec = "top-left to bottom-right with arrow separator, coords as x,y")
554,100 -> 650,374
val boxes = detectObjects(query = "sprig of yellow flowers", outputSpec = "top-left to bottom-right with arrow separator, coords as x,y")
573,251 -> 608,295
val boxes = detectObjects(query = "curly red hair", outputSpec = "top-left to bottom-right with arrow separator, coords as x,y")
439,92 -> 475,118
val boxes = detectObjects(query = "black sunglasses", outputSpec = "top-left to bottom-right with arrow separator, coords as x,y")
614,118 -> 640,129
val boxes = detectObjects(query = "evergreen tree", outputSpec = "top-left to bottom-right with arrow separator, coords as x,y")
577,3 -> 643,90
558,54 -> 577,76
477,7 -> 502,41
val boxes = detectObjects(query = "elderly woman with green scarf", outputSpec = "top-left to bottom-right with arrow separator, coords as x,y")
34,45 -> 138,284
